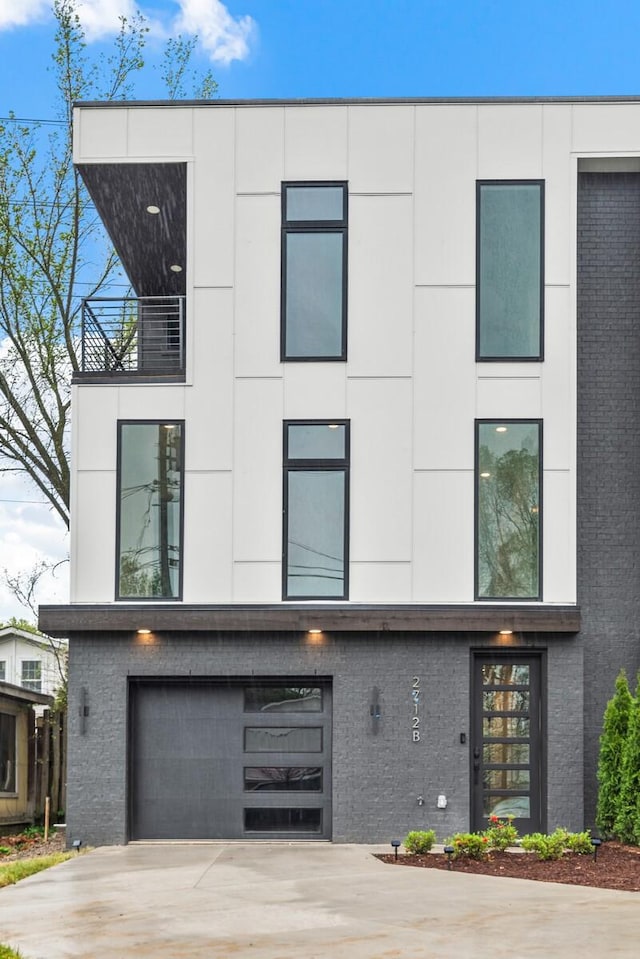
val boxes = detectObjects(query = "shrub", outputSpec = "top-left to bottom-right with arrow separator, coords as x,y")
613,672 -> 640,844
448,832 -> 490,860
520,829 -> 568,860
484,815 -> 519,851
596,670 -> 633,837
0,848 -> 10,857
563,829 -> 593,855
0,946 -> 24,959
404,830 -> 436,854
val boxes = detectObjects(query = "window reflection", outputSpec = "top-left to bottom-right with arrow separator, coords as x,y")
117,422 -> 182,598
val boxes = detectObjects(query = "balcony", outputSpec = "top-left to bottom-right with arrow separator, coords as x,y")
79,296 -> 185,378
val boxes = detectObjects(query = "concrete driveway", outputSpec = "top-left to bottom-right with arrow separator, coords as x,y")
1,843 -> 639,958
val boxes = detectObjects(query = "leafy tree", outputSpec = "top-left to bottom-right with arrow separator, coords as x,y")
477,445 -> 539,597
0,0 -> 216,531
596,670 -> 633,836
613,672 -> 640,844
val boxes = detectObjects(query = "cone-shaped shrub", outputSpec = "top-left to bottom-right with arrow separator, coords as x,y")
596,670 -> 633,836
613,672 -> 640,844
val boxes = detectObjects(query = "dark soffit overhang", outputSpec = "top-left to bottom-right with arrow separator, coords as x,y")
39,603 -> 581,637
77,162 -> 186,297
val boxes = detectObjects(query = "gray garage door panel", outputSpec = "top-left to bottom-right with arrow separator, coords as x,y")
129,681 -> 332,841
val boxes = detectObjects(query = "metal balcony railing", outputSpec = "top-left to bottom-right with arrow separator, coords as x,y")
81,296 -> 185,375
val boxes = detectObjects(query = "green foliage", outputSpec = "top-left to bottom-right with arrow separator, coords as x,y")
0,847 -> 11,856
484,814 -> 519,851
520,830 -> 567,860
0,616 -> 40,634
0,852 -> 73,887
447,832 -> 490,860
0,0 -> 217,535
0,945 -> 24,959
520,827 -> 593,860
562,829 -> 593,854
403,830 -> 436,854
613,673 -> 640,844
596,670 -> 633,836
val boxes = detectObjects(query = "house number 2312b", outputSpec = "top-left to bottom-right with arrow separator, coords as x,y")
411,676 -> 421,742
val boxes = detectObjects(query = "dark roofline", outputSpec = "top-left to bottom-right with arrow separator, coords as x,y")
0,681 -> 54,707
74,94 -> 640,109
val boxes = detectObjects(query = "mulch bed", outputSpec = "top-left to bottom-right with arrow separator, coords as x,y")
377,842 -> 640,891
0,831 -> 66,863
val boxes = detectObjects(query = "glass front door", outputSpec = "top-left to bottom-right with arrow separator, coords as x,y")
471,653 -> 543,833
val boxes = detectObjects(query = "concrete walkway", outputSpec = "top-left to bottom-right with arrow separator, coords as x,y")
1,843 -> 639,958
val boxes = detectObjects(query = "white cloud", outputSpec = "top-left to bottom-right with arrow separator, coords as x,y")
0,0 -> 49,30
75,0 -> 139,41
0,472 -> 69,624
174,0 -> 255,65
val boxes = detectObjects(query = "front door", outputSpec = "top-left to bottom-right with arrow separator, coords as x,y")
471,653 -> 543,833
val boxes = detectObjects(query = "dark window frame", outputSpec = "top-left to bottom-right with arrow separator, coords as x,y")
282,419 -> 350,601
476,179 -> 545,362
474,418 -> 543,601
281,181 -> 348,362
115,419 -> 185,602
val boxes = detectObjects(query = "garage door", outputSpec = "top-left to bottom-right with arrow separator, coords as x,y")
129,680 -> 332,840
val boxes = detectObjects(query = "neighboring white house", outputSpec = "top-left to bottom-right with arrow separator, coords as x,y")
0,627 -> 66,700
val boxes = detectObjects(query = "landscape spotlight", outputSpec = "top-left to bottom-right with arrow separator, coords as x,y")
72,839 -> 82,852
390,839 -> 401,861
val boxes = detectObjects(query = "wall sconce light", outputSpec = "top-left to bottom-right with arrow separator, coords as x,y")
79,687 -> 89,735
370,686 -> 381,734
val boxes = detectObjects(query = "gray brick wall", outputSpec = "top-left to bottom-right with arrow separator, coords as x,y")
67,631 -> 582,846
577,171 -> 640,827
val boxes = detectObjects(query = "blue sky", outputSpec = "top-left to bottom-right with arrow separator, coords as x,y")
0,0 -> 640,123
0,0 -> 640,622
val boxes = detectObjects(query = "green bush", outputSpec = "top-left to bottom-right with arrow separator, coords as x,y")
596,670 -> 633,837
563,829 -> 593,855
448,832 -> 490,860
521,829 -> 569,860
484,815 -> 519,851
0,847 -> 10,857
404,830 -> 436,854
0,946 -> 24,959
613,673 -> 640,844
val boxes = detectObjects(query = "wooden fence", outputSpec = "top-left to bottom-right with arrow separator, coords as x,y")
31,709 -> 66,820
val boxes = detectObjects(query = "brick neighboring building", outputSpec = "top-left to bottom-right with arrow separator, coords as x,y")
39,97 -> 640,846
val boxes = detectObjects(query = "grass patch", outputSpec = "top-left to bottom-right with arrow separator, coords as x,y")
0,945 -> 24,958
0,852 -> 73,888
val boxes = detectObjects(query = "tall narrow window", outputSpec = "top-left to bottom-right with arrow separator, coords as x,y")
476,421 -> 542,600
477,181 -> 544,360
281,182 -> 348,361
283,421 -> 349,599
0,713 -> 16,793
21,661 -> 41,692
117,421 -> 184,599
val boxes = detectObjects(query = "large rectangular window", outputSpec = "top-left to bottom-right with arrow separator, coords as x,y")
283,420 -> 349,599
21,661 -> 41,692
477,181 -> 544,360
476,421 -> 542,600
117,421 -> 184,599
281,182 -> 348,361
0,713 -> 16,794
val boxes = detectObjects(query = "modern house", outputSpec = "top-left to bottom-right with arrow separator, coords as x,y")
40,96 -> 640,846
0,627 -> 66,700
